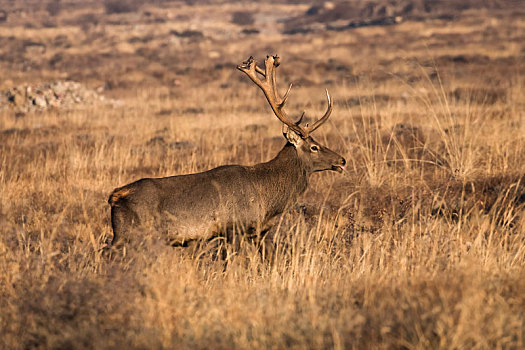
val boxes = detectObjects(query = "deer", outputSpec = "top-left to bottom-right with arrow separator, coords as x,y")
107,55 -> 346,248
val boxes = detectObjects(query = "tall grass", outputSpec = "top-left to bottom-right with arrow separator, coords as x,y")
1,72 -> 524,348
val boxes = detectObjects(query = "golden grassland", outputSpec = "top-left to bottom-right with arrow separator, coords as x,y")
1,2 -> 525,349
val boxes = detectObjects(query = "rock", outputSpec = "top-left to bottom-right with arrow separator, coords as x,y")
11,91 -> 26,107
51,81 -> 67,96
33,95 -> 47,108
0,80 -> 113,112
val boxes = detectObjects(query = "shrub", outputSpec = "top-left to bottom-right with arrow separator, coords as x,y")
231,11 -> 254,26
46,0 -> 61,16
104,0 -> 140,14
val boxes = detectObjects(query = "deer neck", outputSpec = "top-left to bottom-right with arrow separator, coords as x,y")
253,143 -> 310,217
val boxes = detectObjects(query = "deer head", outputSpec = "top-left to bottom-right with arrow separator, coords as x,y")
237,55 -> 346,173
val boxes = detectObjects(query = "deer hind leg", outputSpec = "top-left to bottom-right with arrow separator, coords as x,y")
110,204 -> 139,247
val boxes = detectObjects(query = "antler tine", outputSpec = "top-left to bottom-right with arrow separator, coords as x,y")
238,55 -> 305,136
262,55 -> 280,103
237,56 -> 261,83
295,111 -> 305,125
304,89 -> 333,135
255,65 -> 265,77
280,83 -> 292,109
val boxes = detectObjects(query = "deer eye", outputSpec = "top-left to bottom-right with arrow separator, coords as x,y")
310,145 -> 319,152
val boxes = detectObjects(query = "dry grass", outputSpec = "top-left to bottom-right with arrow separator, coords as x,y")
1,1 -> 524,349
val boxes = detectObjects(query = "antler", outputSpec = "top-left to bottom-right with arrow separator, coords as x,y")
237,55 -> 333,138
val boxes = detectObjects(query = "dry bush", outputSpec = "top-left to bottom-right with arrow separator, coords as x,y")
46,0 -> 61,16
104,0 -> 140,14
231,11 -> 255,26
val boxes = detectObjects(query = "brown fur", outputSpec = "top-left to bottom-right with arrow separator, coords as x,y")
108,137 -> 345,247
108,187 -> 135,206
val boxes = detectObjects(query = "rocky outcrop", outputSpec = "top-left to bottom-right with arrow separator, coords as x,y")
1,81 -> 112,113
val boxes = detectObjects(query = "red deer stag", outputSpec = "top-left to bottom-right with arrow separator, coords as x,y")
108,55 -> 345,247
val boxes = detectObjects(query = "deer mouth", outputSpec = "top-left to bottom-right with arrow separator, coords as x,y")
332,165 -> 345,173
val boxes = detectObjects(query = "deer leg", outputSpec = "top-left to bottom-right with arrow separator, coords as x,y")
255,228 -> 276,263
110,205 -> 138,247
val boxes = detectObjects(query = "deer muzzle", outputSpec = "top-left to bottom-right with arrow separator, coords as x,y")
332,157 -> 346,173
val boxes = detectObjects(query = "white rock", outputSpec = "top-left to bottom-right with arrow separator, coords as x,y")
33,96 -> 47,108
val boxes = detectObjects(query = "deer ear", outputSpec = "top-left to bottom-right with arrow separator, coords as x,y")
282,125 -> 303,147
